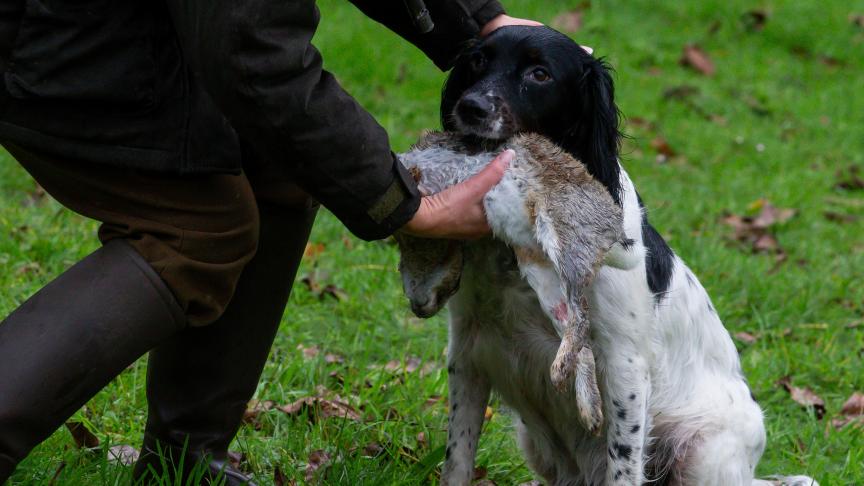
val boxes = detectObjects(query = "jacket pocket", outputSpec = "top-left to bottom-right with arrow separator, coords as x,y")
4,0 -> 156,108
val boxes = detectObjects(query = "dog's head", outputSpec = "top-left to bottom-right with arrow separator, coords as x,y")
442,26 -> 622,203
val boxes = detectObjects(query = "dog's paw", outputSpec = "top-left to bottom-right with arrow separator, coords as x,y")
574,347 -> 604,436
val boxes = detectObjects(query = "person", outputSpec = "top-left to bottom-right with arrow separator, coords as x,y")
0,1 -> 543,484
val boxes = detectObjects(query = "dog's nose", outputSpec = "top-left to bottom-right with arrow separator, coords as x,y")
457,93 -> 495,124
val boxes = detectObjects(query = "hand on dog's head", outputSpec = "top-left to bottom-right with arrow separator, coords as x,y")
442,25 -> 623,204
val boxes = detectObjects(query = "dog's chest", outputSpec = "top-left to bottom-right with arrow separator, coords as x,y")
449,243 -> 596,450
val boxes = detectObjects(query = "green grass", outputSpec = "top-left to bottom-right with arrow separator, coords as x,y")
2,0 -> 862,484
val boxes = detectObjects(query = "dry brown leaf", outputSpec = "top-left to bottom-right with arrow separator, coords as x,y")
734,332 -> 758,344
65,421 -> 99,449
484,406 -> 495,421
274,466 -> 295,486
721,200 -> 796,256
303,242 -> 325,260
680,44 -> 715,76
280,396 -> 362,422
362,442 -> 385,458
227,451 -> 245,471
423,395 -> 444,408
107,445 -> 139,466
473,466 -> 489,480
243,399 -> 276,429
324,352 -> 345,364
841,392 -> 864,416
851,13 -> 864,28
824,211 -> 859,224
777,376 -> 826,419
298,344 -> 320,359
416,431 -> 428,449
305,450 -> 332,482
650,137 -> 677,158
742,9 -> 768,31
552,10 -> 583,32
834,165 -> 864,191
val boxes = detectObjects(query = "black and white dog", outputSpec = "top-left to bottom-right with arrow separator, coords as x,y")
432,26 -> 817,486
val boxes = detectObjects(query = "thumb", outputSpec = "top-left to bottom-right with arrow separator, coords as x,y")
459,149 -> 513,198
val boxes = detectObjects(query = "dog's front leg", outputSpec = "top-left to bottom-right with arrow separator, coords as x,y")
440,357 -> 490,486
601,349 -> 651,486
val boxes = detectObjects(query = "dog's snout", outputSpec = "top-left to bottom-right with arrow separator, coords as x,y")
457,93 -> 496,124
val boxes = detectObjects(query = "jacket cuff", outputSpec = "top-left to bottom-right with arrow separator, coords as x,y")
360,154 -> 422,240
469,0 -> 506,28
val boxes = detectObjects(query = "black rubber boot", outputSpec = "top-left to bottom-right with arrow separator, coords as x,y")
132,204 -> 317,486
0,240 -> 186,484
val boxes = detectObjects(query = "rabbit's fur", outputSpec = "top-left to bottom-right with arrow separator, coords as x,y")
396,131 -> 637,436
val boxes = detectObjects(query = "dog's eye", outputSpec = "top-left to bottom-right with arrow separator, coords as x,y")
531,68 -> 551,82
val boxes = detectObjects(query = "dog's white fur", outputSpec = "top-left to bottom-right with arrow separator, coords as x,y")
438,165 -> 818,486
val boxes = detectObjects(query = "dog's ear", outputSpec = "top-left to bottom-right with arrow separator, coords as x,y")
561,59 -> 623,205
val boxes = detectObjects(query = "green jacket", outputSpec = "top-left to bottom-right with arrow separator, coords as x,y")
0,0 -> 504,240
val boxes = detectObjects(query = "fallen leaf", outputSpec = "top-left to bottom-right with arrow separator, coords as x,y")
742,9 -> 768,31
47,462 -> 66,486
362,442 -> 385,458
320,284 -> 349,302
734,332 -> 758,344
824,211 -> 859,224
324,353 -> 345,364
274,466 -> 294,486
680,44 -> 715,76
552,10 -> 583,32
280,396 -> 362,422
297,344 -> 320,359
832,392 -> 864,429
663,85 -> 700,100
423,395 -> 444,408
650,137 -> 677,158
841,392 -> 864,416
243,399 -> 276,429
484,406 -> 495,421
720,200 -> 796,256
851,13 -> 864,28
303,242 -> 325,260
65,421 -> 99,449
305,450 -> 332,482
416,432 -> 428,449
227,451 -> 245,470
834,165 -> 864,191
818,55 -> 844,68
107,444 -> 139,466
473,466 -> 489,480
777,376 -> 826,419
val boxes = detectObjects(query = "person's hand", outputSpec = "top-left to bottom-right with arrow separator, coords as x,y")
479,14 -> 542,37
401,150 -> 513,239
479,14 -> 594,55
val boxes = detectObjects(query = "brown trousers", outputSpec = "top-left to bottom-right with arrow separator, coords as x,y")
4,142 -> 318,325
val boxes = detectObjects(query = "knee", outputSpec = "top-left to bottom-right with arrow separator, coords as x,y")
129,199 -> 261,326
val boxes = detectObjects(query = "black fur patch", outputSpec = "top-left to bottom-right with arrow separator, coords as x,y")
638,193 -> 675,302
613,442 -> 633,460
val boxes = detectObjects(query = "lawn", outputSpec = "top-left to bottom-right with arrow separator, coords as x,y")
1,0 -> 862,484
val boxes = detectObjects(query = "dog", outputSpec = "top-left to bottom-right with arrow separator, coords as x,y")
404,26 -> 818,486
397,131 -> 643,435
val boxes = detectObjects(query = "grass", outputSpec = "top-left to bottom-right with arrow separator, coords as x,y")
1,0 -> 862,484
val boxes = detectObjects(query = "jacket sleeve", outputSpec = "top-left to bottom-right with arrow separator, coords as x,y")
166,0 -> 421,241
348,0 -> 505,70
